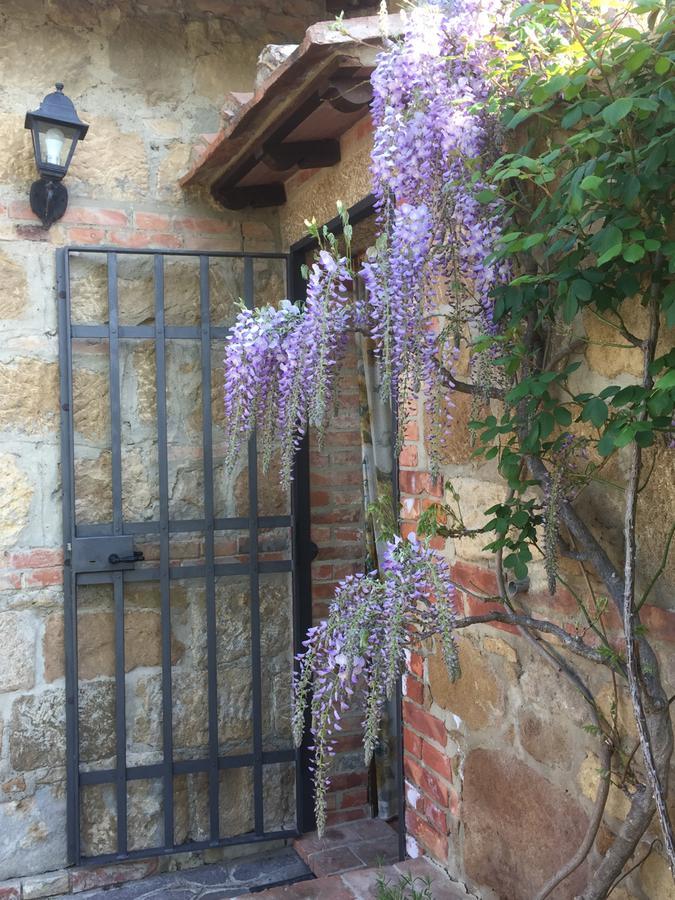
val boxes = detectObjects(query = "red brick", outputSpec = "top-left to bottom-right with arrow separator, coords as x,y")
14,224 -> 48,241
8,200 -> 37,220
315,539 -> 363,558
421,739 -> 453,782
463,593 -> 519,636
399,444 -> 418,467
0,884 -> 20,899
404,421 -> 419,441
335,528 -> 362,542
401,523 -> 418,541
402,701 -> 447,747
24,566 -> 63,587
71,859 -> 159,893
310,490 -> 331,506
312,509 -> 362,526
8,548 -> 63,568
332,563 -> 361,579
451,561 -> 498,597
312,470 -> 362,487
338,786 -> 368,809
64,206 -> 128,227
312,563 -> 333,580
404,752 -> 425,789
408,652 -> 424,678
422,797 -> 449,834
108,230 -> 182,249
404,729 -> 422,761
328,771 -> 368,792
404,674 -> 424,705
0,572 -> 22,590
176,215 -> 235,235
399,471 -> 423,495
313,582 -> 338,600
405,809 -> 448,863
423,473 -> 443,498
326,808 -> 369,827
332,732 -> 364,752
134,211 -> 172,230
418,765 -> 449,808
66,226 -> 107,244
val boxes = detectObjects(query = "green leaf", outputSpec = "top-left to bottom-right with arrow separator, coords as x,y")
563,292 -> 578,323
597,431 -> 616,457
654,370 -> 675,390
655,56 -> 671,75
581,398 -> 608,427
580,175 -> 603,192
597,244 -> 623,266
624,45 -> 652,73
602,98 -> 633,126
571,278 -> 592,302
622,244 -> 646,263
555,407 -> 572,426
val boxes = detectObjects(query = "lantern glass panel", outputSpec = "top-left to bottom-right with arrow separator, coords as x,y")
34,120 -> 80,171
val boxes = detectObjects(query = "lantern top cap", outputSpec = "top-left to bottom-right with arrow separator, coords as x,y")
24,83 -> 89,138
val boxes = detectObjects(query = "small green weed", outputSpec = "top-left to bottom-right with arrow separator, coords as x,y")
375,872 -> 435,900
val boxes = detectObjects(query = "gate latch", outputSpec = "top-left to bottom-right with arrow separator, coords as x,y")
72,536 -> 144,573
109,551 -> 145,565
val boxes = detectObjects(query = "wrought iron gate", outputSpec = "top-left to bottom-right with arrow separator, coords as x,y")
57,246 -> 312,866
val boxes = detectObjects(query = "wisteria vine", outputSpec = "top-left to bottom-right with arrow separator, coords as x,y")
291,536 -> 460,834
220,0 -> 510,831
223,0 -> 509,480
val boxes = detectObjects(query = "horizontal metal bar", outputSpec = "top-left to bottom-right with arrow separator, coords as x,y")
72,325 -> 235,341
76,559 -> 293,584
75,516 -> 291,538
80,749 -> 296,785
79,829 -> 300,867
67,246 -> 288,260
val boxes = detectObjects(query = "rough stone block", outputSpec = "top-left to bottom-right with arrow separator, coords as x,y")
463,749 -> 589,899
10,691 -> 66,772
0,360 -> 59,434
0,454 -> 34,551
427,636 -> 505,732
0,251 -> 28,319
0,611 -> 36,693
22,870 -> 69,898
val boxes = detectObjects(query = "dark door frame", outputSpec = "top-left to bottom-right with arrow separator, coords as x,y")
289,195 -> 406,858
57,245 -> 313,866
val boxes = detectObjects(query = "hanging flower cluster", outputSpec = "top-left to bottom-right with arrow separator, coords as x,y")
223,0 -> 509,478
363,0 -> 510,450
224,248 -> 352,485
292,536 -> 460,834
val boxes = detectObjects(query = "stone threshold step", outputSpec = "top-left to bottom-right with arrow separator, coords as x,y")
233,857 -> 476,899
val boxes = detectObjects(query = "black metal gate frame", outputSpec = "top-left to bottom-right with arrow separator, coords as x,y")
57,246 -> 313,866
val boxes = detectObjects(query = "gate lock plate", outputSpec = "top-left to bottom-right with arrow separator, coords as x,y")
72,536 -> 144,573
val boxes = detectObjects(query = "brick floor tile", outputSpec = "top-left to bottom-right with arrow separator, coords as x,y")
351,837 -> 399,868
306,846 -> 364,877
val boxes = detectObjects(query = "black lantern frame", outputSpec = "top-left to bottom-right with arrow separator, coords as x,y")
24,83 -> 88,226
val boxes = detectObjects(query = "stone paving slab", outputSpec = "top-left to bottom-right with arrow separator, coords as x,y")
235,858 -> 476,899
49,848 -> 313,900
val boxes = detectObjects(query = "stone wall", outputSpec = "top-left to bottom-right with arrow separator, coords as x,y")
399,307 -> 675,899
0,0 -> 330,889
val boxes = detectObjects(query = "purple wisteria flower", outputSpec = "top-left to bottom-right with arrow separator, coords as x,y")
292,536 -> 460,835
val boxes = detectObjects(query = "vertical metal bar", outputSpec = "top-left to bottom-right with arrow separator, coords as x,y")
199,255 -> 220,841
391,392 -> 406,862
154,255 -> 174,847
288,250 -> 315,835
113,573 -> 127,855
245,258 -> 264,835
58,249 -> 81,865
108,253 -> 128,855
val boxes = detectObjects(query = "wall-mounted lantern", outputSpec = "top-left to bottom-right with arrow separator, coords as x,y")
24,83 -> 89,226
